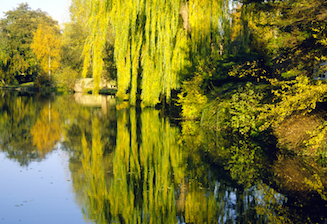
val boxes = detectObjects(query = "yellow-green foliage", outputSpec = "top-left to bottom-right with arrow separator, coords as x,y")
80,0 -> 230,106
177,75 -> 207,119
31,23 -> 61,75
304,174 -> 327,201
261,76 -> 327,130
312,22 -> 327,47
80,0 -> 110,95
189,0 -> 229,57
229,60 -> 267,81
80,0 -> 183,105
106,108 -> 185,222
230,3 -> 279,56
80,117 -> 108,223
229,83 -> 263,135
54,66 -> 79,90
112,0 -> 188,106
202,82 -> 262,136
304,122 -> 327,157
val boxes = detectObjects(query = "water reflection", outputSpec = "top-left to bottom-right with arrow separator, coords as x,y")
0,91 -> 45,165
69,106 -> 325,223
0,91 -> 326,223
31,105 -> 61,157
71,108 -> 186,223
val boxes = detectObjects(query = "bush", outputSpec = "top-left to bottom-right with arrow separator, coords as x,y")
53,67 -> 79,90
177,74 -> 207,119
34,74 -> 52,88
202,82 -> 263,137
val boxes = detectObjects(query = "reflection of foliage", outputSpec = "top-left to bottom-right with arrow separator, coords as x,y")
255,183 -> 291,223
228,140 -> 260,187
31,106 -> 61,157
71,108 -> 187,223
107,109 -> 276,223
184,179 -> 217,223
180,121 -> 203,153
0,92 -> 40,165
61,105 -> 327,223
273,153 -> 327,201
199,83 -> 265,187
80,117 -> 108,223
108,108 -> 185,223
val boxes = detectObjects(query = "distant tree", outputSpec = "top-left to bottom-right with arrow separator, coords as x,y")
31,23 -> 61,76
0,32 -> 10,85
60,21 -> 87,75
0,3 -> 58,84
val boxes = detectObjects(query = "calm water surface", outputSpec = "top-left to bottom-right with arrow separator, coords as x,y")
0,91 -> 326,223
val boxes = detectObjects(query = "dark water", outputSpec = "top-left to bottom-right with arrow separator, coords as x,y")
0,91 -> 326,224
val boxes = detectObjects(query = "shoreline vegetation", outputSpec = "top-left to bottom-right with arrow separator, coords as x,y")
0,81 -> 118,95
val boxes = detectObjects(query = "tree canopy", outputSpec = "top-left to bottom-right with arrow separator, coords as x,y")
31,23 -> 61,76
0,3 -> 58,84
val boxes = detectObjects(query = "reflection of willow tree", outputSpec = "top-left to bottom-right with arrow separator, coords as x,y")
111,109 -> 185,223
77,108 -> 186,223
80,117 -> 108,223
183,173 -> 217,223
0,92 -> 39,165
75,109 -> 282,223
71,107 -> 327,223
31,105 -> 61,157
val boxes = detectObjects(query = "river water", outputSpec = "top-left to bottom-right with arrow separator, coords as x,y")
0,91 -> 326,224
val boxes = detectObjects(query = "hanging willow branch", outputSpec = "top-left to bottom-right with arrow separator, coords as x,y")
80,0 -> 230,106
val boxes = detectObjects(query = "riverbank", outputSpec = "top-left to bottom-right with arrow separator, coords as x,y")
0,82 -> 117,95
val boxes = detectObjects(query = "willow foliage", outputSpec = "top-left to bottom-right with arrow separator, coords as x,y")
80,0 -> 230,106
189,0 -> 229,57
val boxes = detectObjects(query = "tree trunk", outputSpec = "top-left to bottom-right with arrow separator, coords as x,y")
48,55 -> 51,76
180,2 -> 191,34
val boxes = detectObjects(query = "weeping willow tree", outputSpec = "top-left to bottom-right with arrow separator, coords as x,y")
189,0 -> 230,58
80,0 -> 230,107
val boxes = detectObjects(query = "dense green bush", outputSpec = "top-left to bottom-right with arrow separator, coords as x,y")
53,67 -> 79,91
201,82 -> 263,137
